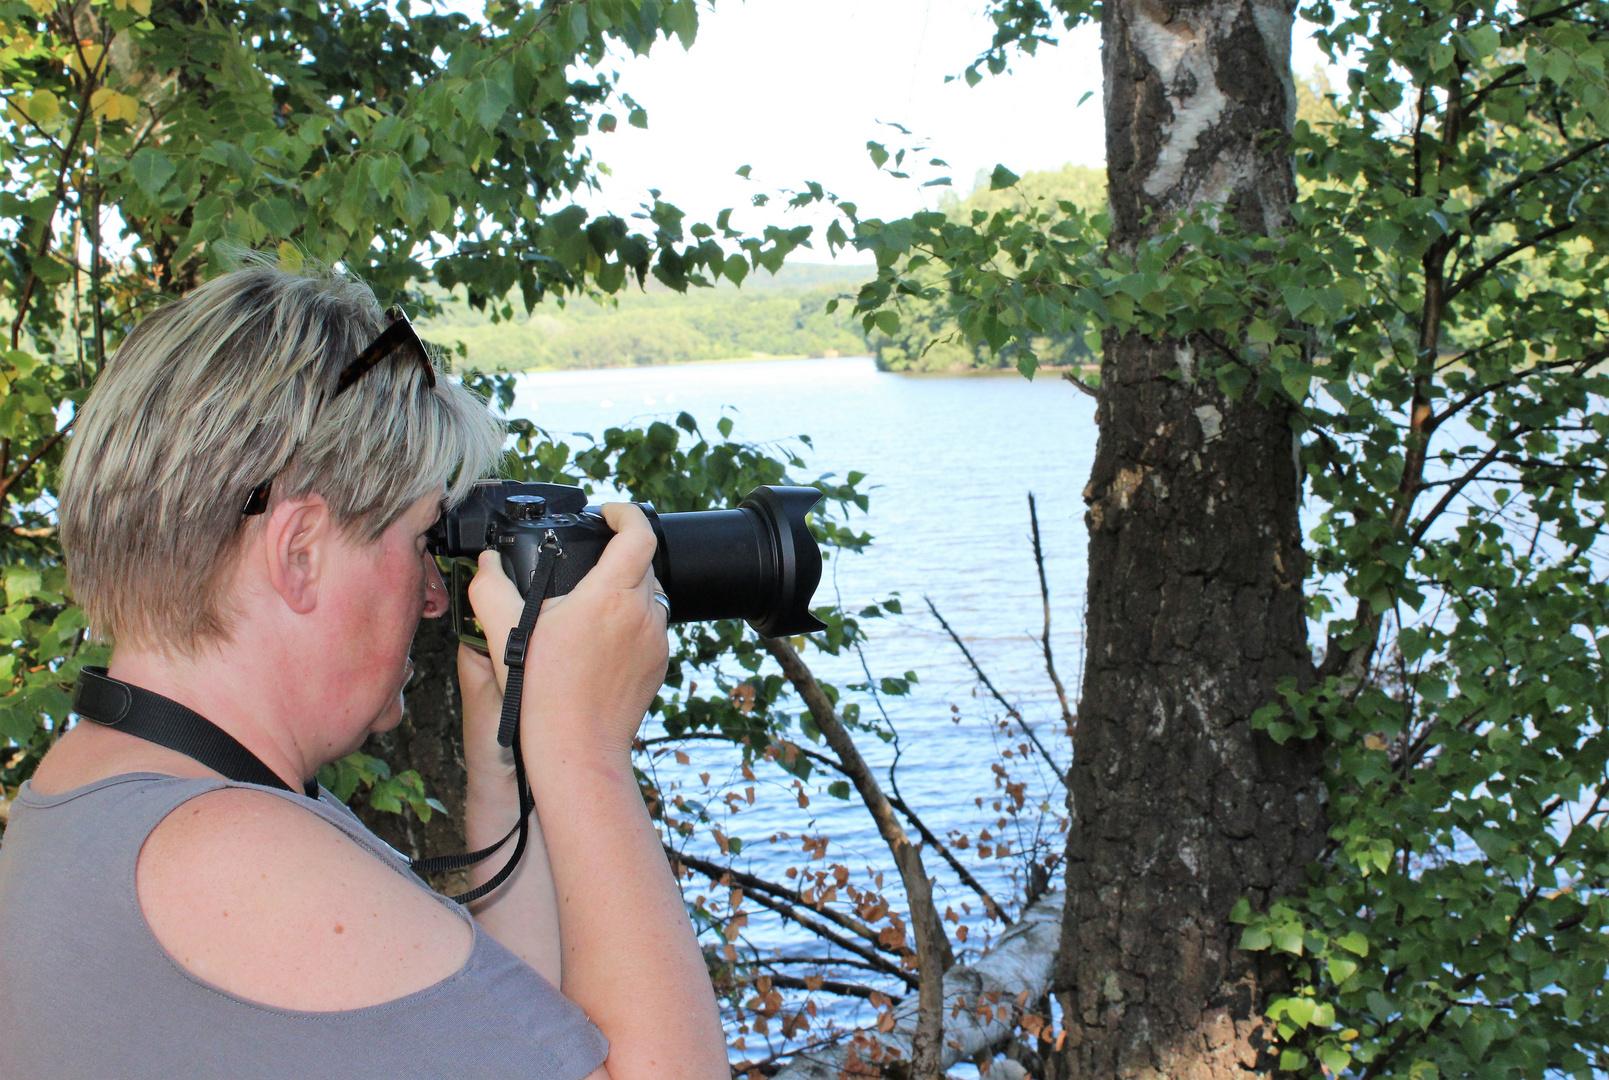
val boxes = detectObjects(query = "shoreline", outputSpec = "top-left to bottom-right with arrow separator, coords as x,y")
464,354 -> 1098,380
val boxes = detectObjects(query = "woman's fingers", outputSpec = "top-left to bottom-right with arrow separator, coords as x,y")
593,503 -> 659,592
468,550 -> 524,692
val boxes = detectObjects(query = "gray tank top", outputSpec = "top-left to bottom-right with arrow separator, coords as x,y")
0,772 -> 609,1080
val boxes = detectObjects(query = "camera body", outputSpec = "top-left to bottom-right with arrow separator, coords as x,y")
428,480 -> 827,644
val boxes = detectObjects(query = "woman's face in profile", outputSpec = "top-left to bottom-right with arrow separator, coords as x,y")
321,492 -> 448,745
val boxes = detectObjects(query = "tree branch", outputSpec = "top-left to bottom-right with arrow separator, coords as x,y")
1444,219 -> 1578,301
0,419 -> 73,506
752,970 -> 904,1003
667,846 -> 896,953
762,637 -> 951,1078
1027,493 -> 1074,727
887,793 -> 1010,926
671,845 -> 920,989
923,596 -> 1067,787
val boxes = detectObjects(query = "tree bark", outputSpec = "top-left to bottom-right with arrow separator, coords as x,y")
1049,0 -> 1325,1076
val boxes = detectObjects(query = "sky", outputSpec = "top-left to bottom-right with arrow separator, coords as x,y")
536,0 -> 1338,262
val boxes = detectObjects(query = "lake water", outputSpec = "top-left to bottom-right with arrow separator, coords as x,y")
509,356 -> 1096,1047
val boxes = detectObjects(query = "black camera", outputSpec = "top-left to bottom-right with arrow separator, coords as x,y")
427,480 -> 827,647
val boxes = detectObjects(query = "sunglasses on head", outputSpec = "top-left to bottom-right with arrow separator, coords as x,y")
240,306 -> 436,516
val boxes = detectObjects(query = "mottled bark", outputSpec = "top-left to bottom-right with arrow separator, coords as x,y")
1049,0 -> 1325,1076
354,613 -> 469,890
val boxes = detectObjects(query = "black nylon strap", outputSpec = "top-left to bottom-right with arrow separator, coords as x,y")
73,667 -> 317,798
415,540 -> 559,905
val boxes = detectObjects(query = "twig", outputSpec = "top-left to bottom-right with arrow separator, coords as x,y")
762,637 -> 951,1078
751,969 -> 904,1003
887,793 -> 1009,926
671,845 -> 919,989
667,846 -> 895,953
1027,493 -> 1074,727
1061,370 -> 1098,398
923,596 -> 1067,788
0,420 -> 73,505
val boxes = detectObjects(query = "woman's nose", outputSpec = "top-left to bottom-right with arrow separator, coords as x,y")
422,553 -> 449,618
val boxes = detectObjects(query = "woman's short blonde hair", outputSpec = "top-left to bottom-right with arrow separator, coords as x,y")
59,258 -> 505,652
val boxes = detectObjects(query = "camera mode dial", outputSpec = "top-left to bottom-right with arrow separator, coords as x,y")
505,494 -> 548,521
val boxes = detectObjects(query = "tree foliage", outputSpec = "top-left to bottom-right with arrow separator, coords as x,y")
426,277 -> 867,372
0,0 -> 820,785
866,164 -> 1104,374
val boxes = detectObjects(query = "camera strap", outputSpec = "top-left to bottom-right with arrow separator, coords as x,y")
72,666 -> 320,799
67,538 -> 562,908
412,536 -> 561,904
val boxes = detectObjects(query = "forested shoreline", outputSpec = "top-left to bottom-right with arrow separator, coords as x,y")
424,263 -> 872,371
424,166 -> 1111,376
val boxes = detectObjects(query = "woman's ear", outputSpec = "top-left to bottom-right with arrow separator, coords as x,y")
263,495 -> 331,615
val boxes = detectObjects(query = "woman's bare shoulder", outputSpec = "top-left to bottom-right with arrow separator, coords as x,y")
136,786 -> 473,1011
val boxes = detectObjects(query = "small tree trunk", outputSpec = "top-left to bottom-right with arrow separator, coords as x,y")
1050,0 -> 1325,1075
354,614 -> 469,886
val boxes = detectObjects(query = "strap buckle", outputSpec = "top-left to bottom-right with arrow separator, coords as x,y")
504,626 -> 530,669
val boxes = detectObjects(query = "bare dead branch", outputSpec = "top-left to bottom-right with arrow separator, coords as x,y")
923,597 -> 1067,788
1027,493 -> 1073,727
667,846 -> 894,952
887,793 -> 1009,926
672,845 -> 920,988
751,969 -> 904,1003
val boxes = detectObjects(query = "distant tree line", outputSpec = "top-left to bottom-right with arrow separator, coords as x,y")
426,275 -> 868,371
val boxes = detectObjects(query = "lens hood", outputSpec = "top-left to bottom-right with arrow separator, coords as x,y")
739,486 -> 827,637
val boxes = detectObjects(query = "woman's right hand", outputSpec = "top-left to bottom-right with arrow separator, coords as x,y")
466,502 -> 669,758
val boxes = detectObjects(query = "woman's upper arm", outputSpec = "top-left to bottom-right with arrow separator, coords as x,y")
136,788 -> 473,1012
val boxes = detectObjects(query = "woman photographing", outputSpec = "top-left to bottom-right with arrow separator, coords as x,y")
0,261 -> 727,1079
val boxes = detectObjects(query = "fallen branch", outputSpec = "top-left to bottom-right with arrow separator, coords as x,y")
763,637 -> 952,1079
772,890 -> 1065,1079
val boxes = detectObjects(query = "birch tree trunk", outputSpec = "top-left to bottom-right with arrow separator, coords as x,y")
1049,1 -> 1325,1075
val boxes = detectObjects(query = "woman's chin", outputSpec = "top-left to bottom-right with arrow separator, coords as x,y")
369,694 -> 406,735
368,659 -> 414,735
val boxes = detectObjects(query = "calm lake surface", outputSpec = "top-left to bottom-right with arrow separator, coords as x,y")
510,357 -> 1097,1024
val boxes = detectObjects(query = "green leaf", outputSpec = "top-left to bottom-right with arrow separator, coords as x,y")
1318,1047 -> 1353,1074
1270,923 -> 1304,955
1336,931 -> 1369,956
129,149 -> 175,199
1283,997 -> 1316,1028
989,164 -> 1020,190
4,565 -> 42,605
463,73 -> 513,131
1239,925 -> 1272,951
